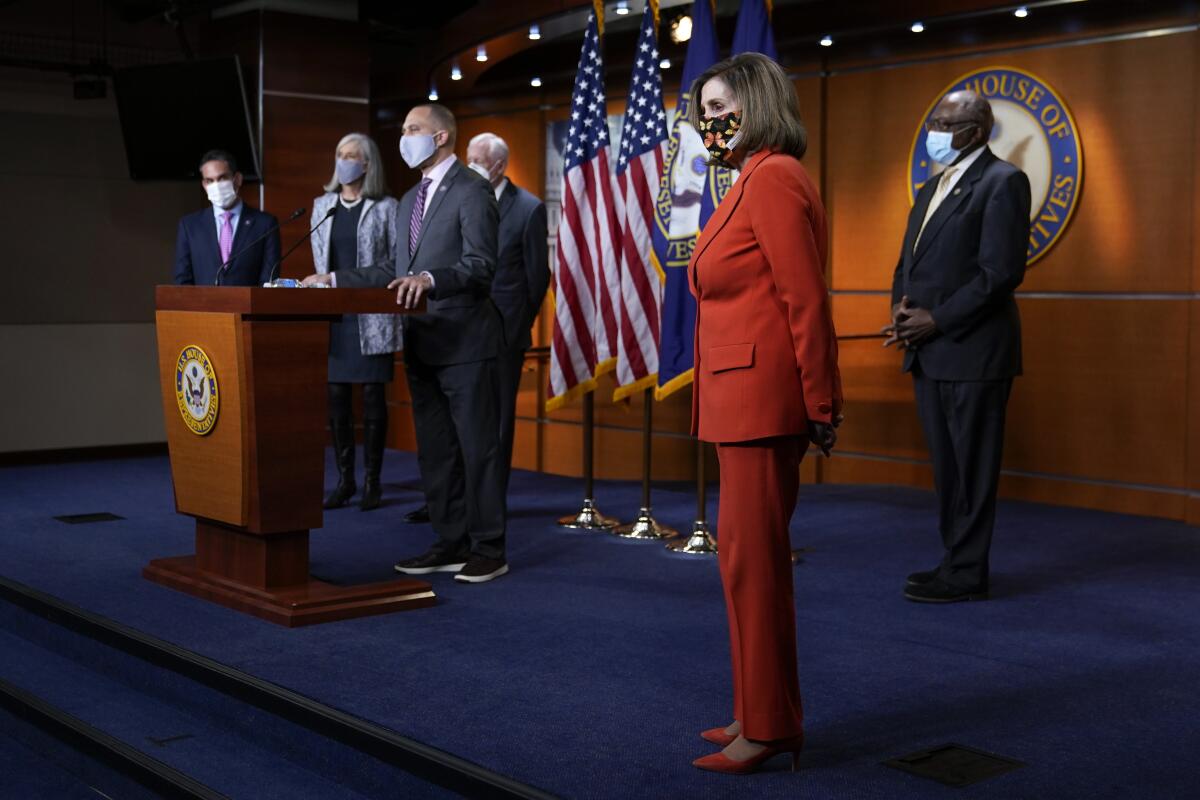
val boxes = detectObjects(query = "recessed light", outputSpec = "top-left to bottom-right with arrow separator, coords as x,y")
428,87 -> 438,101
659,58 -> 671,69
819,35 -> 833,47
530,77 -> 543,87
616,1 -> 630,15
671,14 -> 692,44
911,21 -> 925,33
476,45 -> 488,62
450,65 -> 462,81
529,24 -> 541,40
1014,6 -> 1029,18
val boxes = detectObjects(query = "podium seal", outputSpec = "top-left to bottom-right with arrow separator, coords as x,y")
175,345 -> 220,436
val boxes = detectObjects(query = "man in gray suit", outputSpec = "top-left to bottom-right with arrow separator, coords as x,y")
466,133 -> 550,490
303,104 -> 508,583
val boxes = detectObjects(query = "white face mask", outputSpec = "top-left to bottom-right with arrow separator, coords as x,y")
467,161 -> 491,181
205,179 -> 238,209
400,133 -> 437,169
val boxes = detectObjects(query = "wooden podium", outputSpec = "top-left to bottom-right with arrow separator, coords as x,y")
146,286 -> 434,627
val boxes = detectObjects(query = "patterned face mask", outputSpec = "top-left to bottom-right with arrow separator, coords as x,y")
698,110 -> 743,166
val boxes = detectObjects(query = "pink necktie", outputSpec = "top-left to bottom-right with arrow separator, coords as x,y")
219,211 -> 234,264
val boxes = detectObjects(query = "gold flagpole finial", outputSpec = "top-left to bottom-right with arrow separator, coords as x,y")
594,0 -> 604,34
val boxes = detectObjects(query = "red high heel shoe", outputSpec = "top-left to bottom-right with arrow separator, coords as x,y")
700,727 -> 737,747
692,734 -> 805,774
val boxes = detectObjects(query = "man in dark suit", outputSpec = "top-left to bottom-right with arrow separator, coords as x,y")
303,104 -> 508,584
173,150 -> 280,286
465,133 -> 550,490
884,90 -> 1031,603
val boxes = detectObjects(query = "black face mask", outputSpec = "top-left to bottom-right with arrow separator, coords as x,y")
698,110 -> 743,166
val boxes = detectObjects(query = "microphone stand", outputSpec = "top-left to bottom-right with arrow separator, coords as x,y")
265,205 -> 337,284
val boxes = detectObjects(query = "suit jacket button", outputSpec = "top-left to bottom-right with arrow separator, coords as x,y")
817,402 -> 832,415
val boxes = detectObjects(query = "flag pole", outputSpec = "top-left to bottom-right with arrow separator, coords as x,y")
667,437 -> 717,554
557,392 -> 620,530
614,388 -> 679,539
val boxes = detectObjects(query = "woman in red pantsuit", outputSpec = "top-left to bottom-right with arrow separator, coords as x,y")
686,53 -> 843,775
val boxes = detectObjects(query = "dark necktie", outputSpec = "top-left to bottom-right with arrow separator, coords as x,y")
409,178 -> 432,257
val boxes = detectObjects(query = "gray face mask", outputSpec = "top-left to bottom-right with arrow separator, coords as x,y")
335,158 -> 366,185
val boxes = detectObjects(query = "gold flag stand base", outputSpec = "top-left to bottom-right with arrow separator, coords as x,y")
613,507 -> 679,540
557,498 -> 620,530
666,520 -> 717,555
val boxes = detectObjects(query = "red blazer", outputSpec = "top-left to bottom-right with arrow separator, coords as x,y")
689,150 -> 842,443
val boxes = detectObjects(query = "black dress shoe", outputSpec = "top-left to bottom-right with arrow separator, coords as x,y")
454,556 -> 509,584
906,568 -> 940,587
904,578 -> 988,603
394,550 -> 467,575
403,504 -> 430,524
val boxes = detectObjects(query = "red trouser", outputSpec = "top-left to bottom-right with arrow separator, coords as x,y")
715,435 -> 804,741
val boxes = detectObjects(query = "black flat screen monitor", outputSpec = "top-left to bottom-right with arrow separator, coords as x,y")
114,56 -> 260,181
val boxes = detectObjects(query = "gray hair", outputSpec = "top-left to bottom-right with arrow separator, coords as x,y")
324,132 -> 390,198
468,132 -> 510,165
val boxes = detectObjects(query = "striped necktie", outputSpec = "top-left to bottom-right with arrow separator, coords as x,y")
409,178 -> 432,257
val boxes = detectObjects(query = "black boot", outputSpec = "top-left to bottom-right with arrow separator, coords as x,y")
324,385 -> 357,509
360,395 -> 387,511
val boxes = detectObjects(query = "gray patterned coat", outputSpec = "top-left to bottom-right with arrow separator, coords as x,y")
311,192 -> 403,355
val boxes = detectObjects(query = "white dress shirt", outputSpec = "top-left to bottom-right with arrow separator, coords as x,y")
493,177 -> 508,202
213,201 -> 243,239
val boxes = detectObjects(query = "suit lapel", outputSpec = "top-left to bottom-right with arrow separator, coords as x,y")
903,180 -> 938,276
410,161 -> 459,260
227,205 -> 255,266
689,150 -> 771,292
912,148 -> 993,265
498,180 -> 517,221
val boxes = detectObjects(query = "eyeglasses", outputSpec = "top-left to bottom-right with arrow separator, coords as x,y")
925,118 -> 978,133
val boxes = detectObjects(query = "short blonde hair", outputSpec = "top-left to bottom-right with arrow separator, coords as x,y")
324,132 -> 390,198
687,52 -> 807,161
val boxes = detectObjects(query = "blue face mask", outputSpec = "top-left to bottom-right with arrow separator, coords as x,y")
925,130 -> 961,166
335,158 -> 366,185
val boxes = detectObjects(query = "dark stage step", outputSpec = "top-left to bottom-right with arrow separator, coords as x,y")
0,576 -> 555,800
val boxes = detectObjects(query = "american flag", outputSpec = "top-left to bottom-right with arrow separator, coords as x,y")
612,2 -> 668,402
548,7 -> 622,412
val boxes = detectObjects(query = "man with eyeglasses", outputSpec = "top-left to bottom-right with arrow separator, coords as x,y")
883,89 -> 1031,603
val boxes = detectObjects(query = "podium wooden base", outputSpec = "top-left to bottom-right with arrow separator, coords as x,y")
143,557 -> 436,627
143,520 -> 435,627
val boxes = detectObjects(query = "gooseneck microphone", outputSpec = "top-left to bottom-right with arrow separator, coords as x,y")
266,205 -> 338,285
214,206 -> 306,286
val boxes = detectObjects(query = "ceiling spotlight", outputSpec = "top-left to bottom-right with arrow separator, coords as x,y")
450,64 -> 462,81
670,14 -> 692,44
910,21 -> 925,33
476,45 -> 488,62
1014,6 -> 1029,17
428,86 -> 439,101
529,24 -> 541,40
530,76 -> 543,87
615,0 -> 630,14
819,35 -> 833,47
659,58 -> 671,69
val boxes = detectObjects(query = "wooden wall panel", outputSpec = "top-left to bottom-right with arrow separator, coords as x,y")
827,31 -> 1197,294
1005,299 -> 1189,488
1189,300 -> 1200,525
262,12 -> 369,99
455,109 -> 545,202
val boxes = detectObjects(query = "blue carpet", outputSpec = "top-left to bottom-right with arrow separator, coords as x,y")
1,451 -> 1199,799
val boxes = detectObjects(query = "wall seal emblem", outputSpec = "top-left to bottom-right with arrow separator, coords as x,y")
909,66 -> 1083,265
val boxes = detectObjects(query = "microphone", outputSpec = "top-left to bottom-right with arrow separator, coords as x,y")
266,205 -> 337,285
214,206 -> 306,286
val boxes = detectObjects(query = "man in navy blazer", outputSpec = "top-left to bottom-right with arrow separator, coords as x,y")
466,133 -> 550,490
173,150 -> 280,286
884,90 -> 1032,603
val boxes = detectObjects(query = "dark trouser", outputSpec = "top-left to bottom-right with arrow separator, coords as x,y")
406,357 -> 507,560
715,436 -> 805,741
496,344 -> 526,493
912,365 -> 1012,589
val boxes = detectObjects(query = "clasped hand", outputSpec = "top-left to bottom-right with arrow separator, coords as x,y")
808,413 -> 844,458
881,295 -> 937,350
